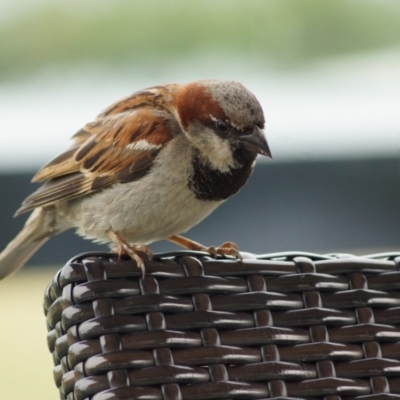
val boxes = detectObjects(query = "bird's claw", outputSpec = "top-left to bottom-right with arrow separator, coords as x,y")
204,241 -> 243,261
108,230 -> 153,279
131,244 -> 154,261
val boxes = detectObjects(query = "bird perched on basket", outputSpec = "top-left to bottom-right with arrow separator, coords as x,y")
0,79 -> 271,279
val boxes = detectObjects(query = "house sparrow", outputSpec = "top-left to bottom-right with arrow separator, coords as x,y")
0,79 -> 271,279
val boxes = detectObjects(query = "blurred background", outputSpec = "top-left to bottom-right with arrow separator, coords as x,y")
1,0 -> 400,398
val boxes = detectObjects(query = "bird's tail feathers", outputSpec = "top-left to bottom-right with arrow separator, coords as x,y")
0,208 -> 56,280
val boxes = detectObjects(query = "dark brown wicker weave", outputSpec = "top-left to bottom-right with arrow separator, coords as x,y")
44,251 -> 400,400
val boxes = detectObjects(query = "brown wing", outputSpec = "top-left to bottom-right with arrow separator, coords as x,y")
16,105 -> 175,215
32,84 -> 176,183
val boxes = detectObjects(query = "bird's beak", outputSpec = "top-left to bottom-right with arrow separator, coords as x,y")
239,127 -> 272,159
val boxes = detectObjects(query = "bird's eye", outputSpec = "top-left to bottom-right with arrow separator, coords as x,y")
215,120 -> 229,134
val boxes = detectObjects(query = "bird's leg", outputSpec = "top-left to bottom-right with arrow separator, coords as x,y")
168,234 -> 242,261
107,229 -> 153,278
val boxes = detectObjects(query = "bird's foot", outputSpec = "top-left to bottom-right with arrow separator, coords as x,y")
107,229 -> 153,278
204,241 -> 243,261
168,235 -> 242,261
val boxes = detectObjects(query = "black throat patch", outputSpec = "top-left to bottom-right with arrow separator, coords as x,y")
188,148 -> 256,201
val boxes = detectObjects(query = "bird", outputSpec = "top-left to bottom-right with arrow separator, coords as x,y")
0,79 -> 271,279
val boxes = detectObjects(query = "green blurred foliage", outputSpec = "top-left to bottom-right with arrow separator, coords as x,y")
1,0 -> 400,82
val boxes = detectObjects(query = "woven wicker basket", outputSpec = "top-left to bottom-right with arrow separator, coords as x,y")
44,251 -> 400,400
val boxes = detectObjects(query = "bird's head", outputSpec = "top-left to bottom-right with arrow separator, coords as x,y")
173,80 -> 271,171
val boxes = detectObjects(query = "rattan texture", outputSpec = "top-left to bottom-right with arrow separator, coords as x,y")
44,251 -> 400,400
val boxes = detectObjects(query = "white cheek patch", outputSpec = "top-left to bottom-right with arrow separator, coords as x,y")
213,138 -> 233,167
126,140 -> 162,152
196,129 -> 235,172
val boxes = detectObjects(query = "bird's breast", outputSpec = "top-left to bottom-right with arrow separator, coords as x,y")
62,147 -> 223,244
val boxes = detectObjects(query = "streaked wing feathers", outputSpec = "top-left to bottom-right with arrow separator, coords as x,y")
32,129 -> 92,182
16,106 -> 174,215
17,174 -> 93,215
